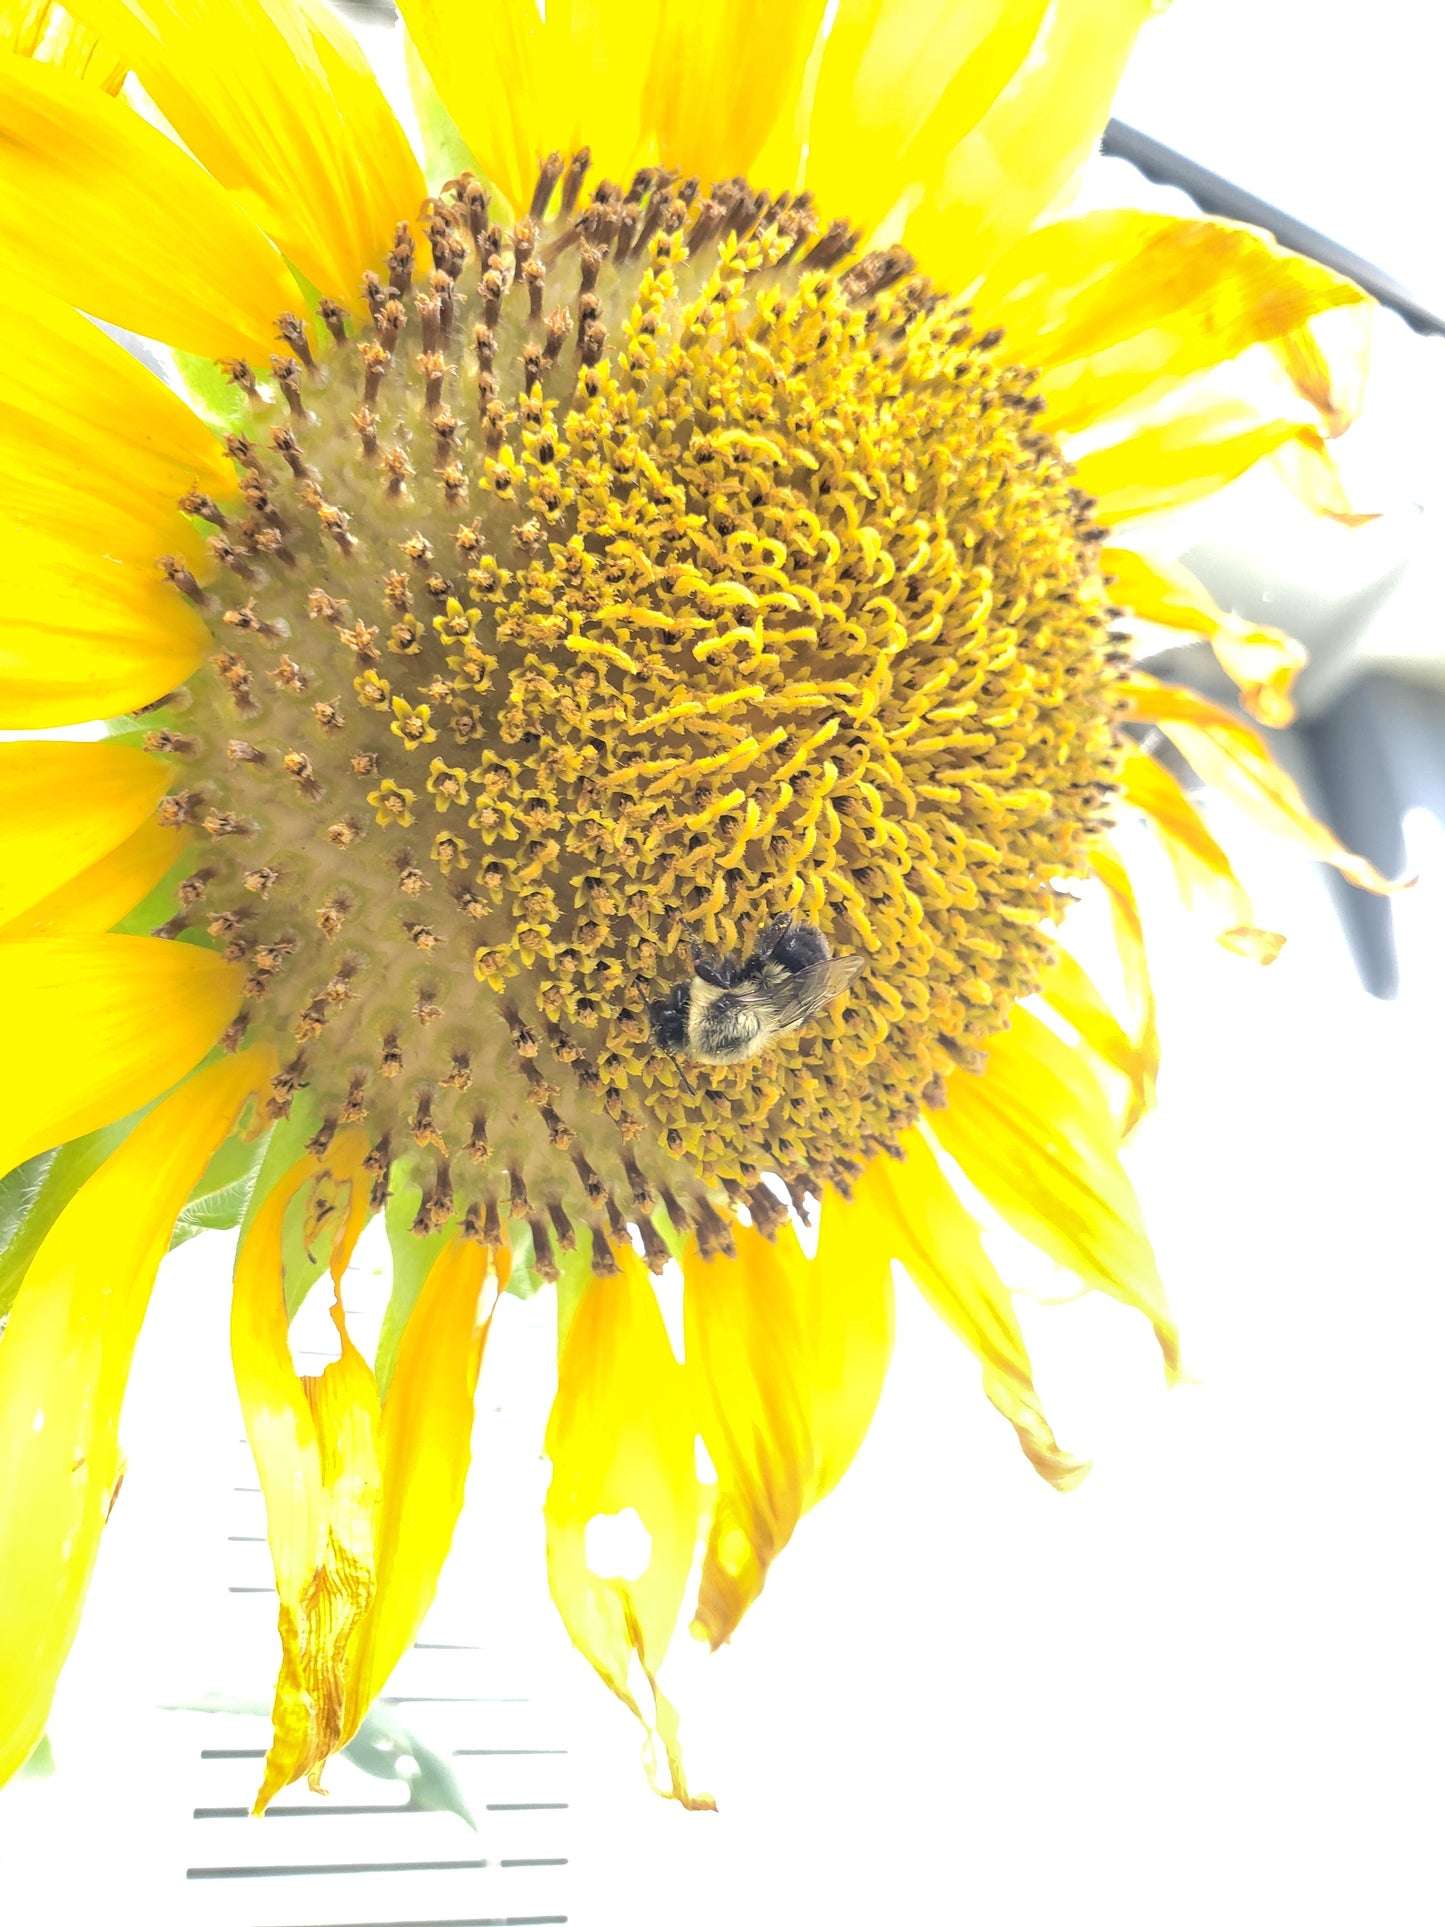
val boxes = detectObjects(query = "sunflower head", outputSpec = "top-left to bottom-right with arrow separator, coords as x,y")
0,0 -> 1390,1822
139,156 -> 1123,1269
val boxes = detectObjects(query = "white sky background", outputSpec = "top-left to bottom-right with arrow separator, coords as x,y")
4,2 -> 1445,1922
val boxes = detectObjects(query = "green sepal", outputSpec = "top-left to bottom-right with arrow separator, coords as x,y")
551,1232 -> 598,1364
373,1159 -> 451,1401
112,846 -> 219,949
169,1119 -> 274,1250
227,1089 -> 336,1320
173,349 -> 252,436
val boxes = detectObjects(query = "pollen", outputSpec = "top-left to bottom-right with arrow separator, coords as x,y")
143,155 -> 1122,1260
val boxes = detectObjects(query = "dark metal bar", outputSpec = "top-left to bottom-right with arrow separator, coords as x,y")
1102,119 -> 1445,338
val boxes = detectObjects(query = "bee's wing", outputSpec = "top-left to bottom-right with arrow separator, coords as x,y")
772,954 -> 864,1032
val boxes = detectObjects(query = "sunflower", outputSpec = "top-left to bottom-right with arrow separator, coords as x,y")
0,0 -> 1400,1811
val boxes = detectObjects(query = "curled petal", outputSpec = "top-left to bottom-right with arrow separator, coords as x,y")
857,1139 -> 1087,1489
1122,677 -> 1406,893
545,1247 -> 709,1808
0,1048 -> 271,1787
930,1007 -> 1182,1380
1269,305 -> 1373,438
1104,544 -> 1307,727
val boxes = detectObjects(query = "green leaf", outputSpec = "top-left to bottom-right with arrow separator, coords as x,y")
0,1109 -> 154,1319
373,1160 -> 451,1400
342,1702 -> 476,1827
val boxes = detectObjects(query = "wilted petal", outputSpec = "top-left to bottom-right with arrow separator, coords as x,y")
1269,305 -> 1373,438
975,212 -> 1369,435
1122,677 -> 1405,892
1073,398 -> 1348,523
545,1247 -> 710,1808
230,1130 -> 384,1811
1117,748 -> 1284,959
1104,544 -> 1307,727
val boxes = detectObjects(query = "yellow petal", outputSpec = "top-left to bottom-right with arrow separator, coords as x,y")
0,1047 -> 270,1788
1,278 -> 228,561
1117,747 -> 1285,960
349,1234 -> 501,1719
930,1006 -> 1181,1378
1039,939 -> 1154,1137
1073,397 -> 1336,523
0,51 -> 299,357
974,213 -> 1368,434
1269,303 -> 1373,438
1085,838 -> 1162,1117
1269,425 -> 1378,526
0,525 -> 207,727
902,0 -> 1162,286
70,0 -> 424,301
400,0 -> 658,216
1103,544 -> 1306,727
793,0 -> 1042,235
231,1130 -> 383,1809
857,1136 -> 1087,1489
646,0 -> 827,186
1122,676 -> 1404,892
0,934 -> 242,1177
2,0 -> 125,89
0,741 -> 170,925
545,1246 -> 710,1808
684,1215 -> 891,1649
0,817 -> 181,938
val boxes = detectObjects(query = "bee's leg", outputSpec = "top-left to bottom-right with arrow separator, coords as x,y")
649,983 -> 691,1052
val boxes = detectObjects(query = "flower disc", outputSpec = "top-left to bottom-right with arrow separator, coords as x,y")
146,160 -> 1123,1268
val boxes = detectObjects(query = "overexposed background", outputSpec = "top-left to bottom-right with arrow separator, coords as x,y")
3,1 -> 1444,1922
